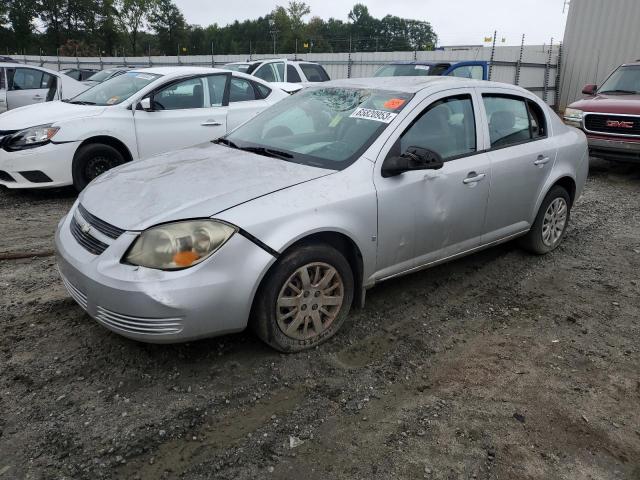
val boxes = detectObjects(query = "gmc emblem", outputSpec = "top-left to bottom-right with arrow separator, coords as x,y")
606,119 -> 634,129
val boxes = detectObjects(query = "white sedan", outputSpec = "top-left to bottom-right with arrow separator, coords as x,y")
0,62 -> 89,112
0,67 -> 290,191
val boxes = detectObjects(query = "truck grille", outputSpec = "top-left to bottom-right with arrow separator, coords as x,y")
70,215 -> 109,255
584,114 -> 640,136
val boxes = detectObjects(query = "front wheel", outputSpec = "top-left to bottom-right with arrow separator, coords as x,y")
72,143 -> 126,192
519,185 -> 571,255
252,244 -> 354,352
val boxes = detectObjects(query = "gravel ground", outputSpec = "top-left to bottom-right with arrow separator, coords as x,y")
0,158 -> 639,480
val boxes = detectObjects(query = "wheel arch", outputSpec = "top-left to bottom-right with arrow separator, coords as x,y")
74,135 -> 134,164
250,230 -> 366,317
552,176 -> 577,206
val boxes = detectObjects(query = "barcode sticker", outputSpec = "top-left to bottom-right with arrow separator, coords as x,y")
350,108 -> 398,123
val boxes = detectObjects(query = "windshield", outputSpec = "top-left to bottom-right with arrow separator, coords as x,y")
225,87 -> 413,169
86,69 -> 121,82
375,64 -> 431,77
599,65 -> 640,94
223,64 -> 250,73
70,71 -> 161,106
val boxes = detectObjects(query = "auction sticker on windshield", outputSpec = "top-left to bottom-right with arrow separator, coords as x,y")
350,107 -> 398,123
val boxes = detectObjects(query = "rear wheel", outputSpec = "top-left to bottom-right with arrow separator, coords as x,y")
252,244 -> 354,352
519,185 -> 571,255
72,143 -> 126,192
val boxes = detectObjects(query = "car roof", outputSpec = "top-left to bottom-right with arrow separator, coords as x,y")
0,62 -> 67,75
314,76 -> 507,93
386,61 -> 438,66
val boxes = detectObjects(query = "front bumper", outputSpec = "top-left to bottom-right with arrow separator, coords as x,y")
586,135 -> 640,163
0,141 -> 79,189
54,208 -> 276,343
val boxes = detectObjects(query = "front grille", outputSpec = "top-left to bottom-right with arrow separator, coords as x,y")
70,216 -> 109,255
584,114 -> 640,136
95,306 -> 183,335
78,204 -> 125,240
60,272 -> 88,310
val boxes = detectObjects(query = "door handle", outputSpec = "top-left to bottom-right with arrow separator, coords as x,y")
463,172 -> 486,184
534,155 -> 550,166
201,120 -> 222,126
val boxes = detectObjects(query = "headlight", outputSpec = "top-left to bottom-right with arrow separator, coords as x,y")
563,108 -> 584,127
6,124 -> 60,150
124,220 -> 237,270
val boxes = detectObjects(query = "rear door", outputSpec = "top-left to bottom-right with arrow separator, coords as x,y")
134,74 -> 229,159
0,68 -> 7,113
479,90 -> 557,241
226,76 -> 270,130
6,67 -> 52,109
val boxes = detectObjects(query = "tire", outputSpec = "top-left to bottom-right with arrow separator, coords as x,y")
72,143 -> 126,192
252,243 -> 354,353
519,185 -> 571,255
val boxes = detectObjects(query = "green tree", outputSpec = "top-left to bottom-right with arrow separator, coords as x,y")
7,0 -> 36,53
149,0 -> 186,54
115,0 -> 155,54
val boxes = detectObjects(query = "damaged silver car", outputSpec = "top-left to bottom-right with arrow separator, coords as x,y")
55,77 -> 589,352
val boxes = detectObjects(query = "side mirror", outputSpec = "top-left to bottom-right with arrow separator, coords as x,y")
382,147 -> 444,178
139,97 -> 152,111
582,84 -> 597,95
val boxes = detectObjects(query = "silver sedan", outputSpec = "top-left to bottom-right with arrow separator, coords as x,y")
55,77 -> 589,352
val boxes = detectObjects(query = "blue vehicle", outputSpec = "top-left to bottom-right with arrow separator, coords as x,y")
374,61 -> 489,80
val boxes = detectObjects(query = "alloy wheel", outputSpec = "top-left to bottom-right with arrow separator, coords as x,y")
542,197 -> 568,247
276,262 -> 344,341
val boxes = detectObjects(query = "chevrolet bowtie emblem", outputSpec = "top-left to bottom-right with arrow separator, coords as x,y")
81,223 -> 91,234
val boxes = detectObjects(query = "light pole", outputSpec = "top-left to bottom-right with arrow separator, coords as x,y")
269,19 -> 278,56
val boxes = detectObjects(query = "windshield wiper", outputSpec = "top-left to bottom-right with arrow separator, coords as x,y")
212,137 -> 239,149
239,146 -> 294,160
599,89 -> 638,95
68,100 -> 97,105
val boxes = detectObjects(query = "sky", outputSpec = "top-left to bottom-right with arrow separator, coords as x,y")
176,0 -> 570,46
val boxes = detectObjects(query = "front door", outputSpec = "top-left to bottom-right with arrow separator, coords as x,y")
374,89 -> 492,280
134,74 -> 229,159
6,67 -> 53,109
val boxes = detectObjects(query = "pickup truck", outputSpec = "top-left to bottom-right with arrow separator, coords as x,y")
374,61 -> 489,80
564,62 -> 640,162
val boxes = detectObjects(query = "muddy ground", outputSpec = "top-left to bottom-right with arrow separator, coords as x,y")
0,158 -> 638,480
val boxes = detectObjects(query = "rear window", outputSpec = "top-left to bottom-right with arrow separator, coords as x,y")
300,63 -> 330,82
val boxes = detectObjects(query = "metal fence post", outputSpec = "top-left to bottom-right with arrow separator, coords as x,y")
347,36 -> 352,78
514,34 -> 525,85
554,42 -> 563,111
543,37 -> 553,103
488,30 -> 497,81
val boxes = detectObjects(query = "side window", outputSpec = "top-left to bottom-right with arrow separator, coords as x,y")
41,73 -> 55,89
527,100 -> 547,138
229,77 -> 257,102
254,64 -> 276,83
448,65 -> 484,80
286,64 -> 301,83
206,74 -> 228,106
0,68 -> 5,89
400,95 -> 477,160
299,64 -> 330,82
11,68 -> 45,90
254,82 -> 272,99
483,95 -> 533,148
154,77 -> 205,110
274,62 -> 285,82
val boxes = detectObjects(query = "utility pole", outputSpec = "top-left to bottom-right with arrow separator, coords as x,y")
269,19 -> 278,56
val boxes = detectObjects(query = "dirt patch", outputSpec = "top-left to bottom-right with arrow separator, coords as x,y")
0,158 -> 639,479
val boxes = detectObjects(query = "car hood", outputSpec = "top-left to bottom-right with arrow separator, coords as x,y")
569,93 -> 640,114
79,142 -> 334,231
0,101 -> 106,130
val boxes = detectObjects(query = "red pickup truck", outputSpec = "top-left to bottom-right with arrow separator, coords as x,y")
564,62 -> 640,162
